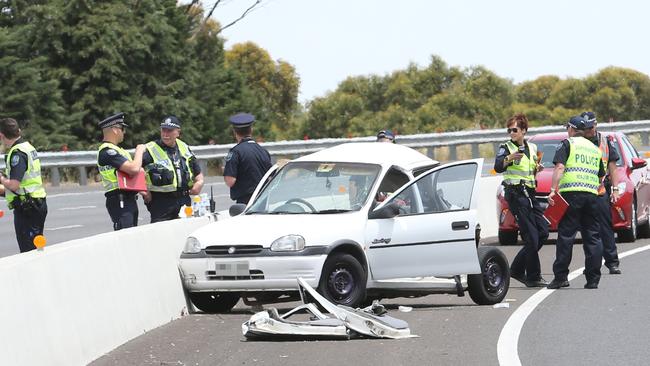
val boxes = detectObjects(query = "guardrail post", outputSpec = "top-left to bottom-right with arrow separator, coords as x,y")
642,132 -> 649,146
471,144 -> 479,158
78,166 -> 87,186
426,147 -> 435,159
50,167 -> 60,187
448,145 -> 457,161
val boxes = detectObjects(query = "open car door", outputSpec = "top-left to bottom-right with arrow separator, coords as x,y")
365,159 -> 483,280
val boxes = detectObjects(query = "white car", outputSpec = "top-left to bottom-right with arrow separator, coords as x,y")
179,143 -> 510,312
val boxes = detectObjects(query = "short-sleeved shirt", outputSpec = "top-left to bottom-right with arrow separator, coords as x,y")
97,143 -> 129,171
553,139 -> 606,177
6,138 -> 28,181
142,139 -> 201,190
224,137 -> 272,201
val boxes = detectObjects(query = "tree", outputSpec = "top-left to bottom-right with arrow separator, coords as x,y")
516,75 -> 560,105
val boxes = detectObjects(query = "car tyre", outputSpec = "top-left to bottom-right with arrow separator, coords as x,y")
468,247 -> 510,305
189,292 -> 240,313
318,253 -> 367,308
617,200 -> 638,243
498,230 -> 518,246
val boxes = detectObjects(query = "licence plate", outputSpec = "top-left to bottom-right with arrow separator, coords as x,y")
215,262 -> 249,276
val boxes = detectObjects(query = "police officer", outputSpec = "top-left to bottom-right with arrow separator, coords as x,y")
494,113 -> 549,287
582,111 -> 622,275
376,130 -> 396,143
223,113 -> 272,204
0,118 -> 48,253
547,115 -> 605,289
141,116 -> 204,222
96,112 -> 146,230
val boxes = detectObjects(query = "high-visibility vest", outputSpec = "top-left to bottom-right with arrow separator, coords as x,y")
558,137 -> 601,195
502,141 -> 538,188
97,142 -> 132,192
4,141 -> 46,206
144,139 -> 194,192
596,133 -> 610,195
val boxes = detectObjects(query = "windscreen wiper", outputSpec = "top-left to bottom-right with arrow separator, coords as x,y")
313,209 -> 352,214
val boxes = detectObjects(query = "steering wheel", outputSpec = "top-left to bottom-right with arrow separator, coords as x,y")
285,198 -> 317,213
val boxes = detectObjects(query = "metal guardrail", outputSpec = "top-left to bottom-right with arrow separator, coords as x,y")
3,120 -> 650,186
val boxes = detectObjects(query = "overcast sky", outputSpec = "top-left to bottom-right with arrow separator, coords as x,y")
209,0 -> 650,102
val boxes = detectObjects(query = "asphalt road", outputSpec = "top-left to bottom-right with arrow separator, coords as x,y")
89,239 -> 650,366
0,178 -> 235,258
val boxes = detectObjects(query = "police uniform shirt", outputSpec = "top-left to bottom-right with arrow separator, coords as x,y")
588,133 -> 620,164
552,139 -> 606,177
98,144 -> 129,171
224,137 -> 272,200
142,140 -> 201,190
6,138 -> 29,181
493,140 -> 531,174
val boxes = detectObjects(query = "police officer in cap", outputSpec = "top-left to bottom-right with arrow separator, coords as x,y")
494,113 -> 549,287
141,115 -> 204,222
223,113 -> 272,204
582,111 -> 622,274
0,118 -> 48,253
376,130 -> 396,143
96,112 -> 146,230
547,115 -> 605,289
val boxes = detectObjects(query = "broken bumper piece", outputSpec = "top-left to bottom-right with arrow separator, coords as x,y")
242,277 -> 416,340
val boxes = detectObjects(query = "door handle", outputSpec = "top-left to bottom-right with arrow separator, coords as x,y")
452,221 -> 469,230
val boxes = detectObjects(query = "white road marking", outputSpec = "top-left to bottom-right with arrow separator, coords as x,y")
46,225 -> 84,231
497,244 -> 650,366
57,206 -> 96,211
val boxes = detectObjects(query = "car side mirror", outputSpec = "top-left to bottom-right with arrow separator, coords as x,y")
368,201 -> 400,219
631,157 -> 647,170
229,203 -> 246,216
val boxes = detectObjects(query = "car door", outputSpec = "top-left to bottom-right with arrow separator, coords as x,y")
620,135 -> 650,218
365,159 -> 483,280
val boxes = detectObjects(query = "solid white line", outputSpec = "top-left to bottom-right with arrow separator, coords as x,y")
497,244 -> 650,366
46,225 -> 84,231
57,206 -> 96,211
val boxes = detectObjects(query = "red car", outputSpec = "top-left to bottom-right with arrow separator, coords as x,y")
496,131 -> 650,245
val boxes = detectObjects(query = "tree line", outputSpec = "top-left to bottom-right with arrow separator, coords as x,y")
2,1 -> 650,151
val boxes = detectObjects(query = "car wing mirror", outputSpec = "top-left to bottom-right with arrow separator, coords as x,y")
229,203 -> 246,216
368,201 -> 400,219
631,157 -> 647,170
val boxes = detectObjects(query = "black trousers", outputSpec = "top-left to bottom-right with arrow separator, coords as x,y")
146,192 -> 191,223
505,186 -> 549,280
13,198 -> 48,253
105,193 -> 138,231
553,192 -> 603,283
595,191 -> 620,268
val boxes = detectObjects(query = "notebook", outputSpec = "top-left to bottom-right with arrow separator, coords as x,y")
543,193 -> 569,227
117,170 -> 147,192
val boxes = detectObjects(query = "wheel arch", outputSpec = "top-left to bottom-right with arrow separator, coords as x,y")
324,240 -> 368,276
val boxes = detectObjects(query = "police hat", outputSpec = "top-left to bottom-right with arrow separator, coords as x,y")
581,111 -> 597,124
98,112 -> 128,129
229,113 -> 255,128
567,115 -> 593,130
160,115 -> 181,129
376,129 -> 395,142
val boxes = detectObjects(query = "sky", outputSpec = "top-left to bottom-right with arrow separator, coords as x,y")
208,0 -> 650,103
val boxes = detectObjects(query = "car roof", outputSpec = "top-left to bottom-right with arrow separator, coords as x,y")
529,131 -> 618,141
293,142 -> 438,171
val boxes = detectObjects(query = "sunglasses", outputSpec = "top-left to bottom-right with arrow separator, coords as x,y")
113,125 -> 125,131
507,127 -> 519,133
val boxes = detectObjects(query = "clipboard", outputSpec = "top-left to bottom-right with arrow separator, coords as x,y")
543,193 -> 569,227
117,170 -> 147,192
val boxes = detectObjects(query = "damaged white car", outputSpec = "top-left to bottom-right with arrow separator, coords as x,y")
180,143 -> 510,313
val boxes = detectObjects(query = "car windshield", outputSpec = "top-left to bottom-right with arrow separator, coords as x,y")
247,162 -> 381,214
534,137 -> 623,167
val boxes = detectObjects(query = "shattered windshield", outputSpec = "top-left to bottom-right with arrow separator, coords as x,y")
247,162 -> 381,214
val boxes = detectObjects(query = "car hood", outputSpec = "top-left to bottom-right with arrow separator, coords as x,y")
190,212 -> 368,248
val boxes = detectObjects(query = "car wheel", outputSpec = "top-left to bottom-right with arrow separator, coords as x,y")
498,230 -> 518,246
188,292 -> 240,313
467,247 -> 510,305
318,253 -> 367,307
617,200 -> 638,243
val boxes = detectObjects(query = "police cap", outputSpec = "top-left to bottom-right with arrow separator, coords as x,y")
98,112 -> 128,129
567,115 -> 593,130
580,111 -> 597,124
376,129 -> 395,142
160,115 -> 181,129
229,113 -> 255,128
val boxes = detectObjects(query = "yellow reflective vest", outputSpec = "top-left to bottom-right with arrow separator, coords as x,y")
502,141 -> 538,189
558,137 -> 601,195
144,139 -> 195,192
97,142 -> 132,192
4,141 -> 46,207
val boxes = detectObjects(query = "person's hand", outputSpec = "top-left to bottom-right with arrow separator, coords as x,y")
547,190 -> 556,206
509,152 -> 524,161
610,189 -> 620,204
189,186 -> 201,195
536,163 -> 544,173
141,190 -> 151,203
135,144 -> 146,154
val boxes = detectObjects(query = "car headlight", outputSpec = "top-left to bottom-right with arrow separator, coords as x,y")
270,235 -> 305,252
183,236 -> 202,254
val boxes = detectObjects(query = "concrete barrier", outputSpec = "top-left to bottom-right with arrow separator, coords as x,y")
0,217 -> 212,366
